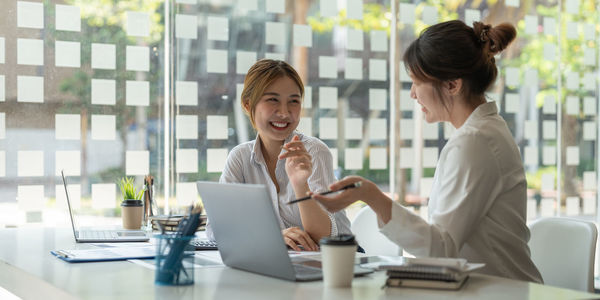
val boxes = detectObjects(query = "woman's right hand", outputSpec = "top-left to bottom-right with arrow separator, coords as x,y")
311,176 -> 381,212
282,227 -> 318,251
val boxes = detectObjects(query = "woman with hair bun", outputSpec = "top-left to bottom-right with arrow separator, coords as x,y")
312,20 -> 543,283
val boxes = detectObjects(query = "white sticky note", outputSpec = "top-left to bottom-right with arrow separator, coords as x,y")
565,0 -> 579,14
505,0 -> 519,7
421,6 -> 438,25
17,38 -> 43,66
18,1 -> 43,29
0,114 -> 3,139
126,46 -> 149,72
524,15 -> 538,35
55,41 -> 80,68
17,185 -> 44,212
369,118 -> 387,141
207,115 -> 228,140
56,150 -> 80,176
566,71 -> 579,90
583,197 -> 596,215
0,37 -> 4,64
345,0 -> 362,19
126,81 -> 149,106
345,148 -> 363,170
541,173 -> 554,192
330,148 -> 338,170
399,62 -> 411,82
207,148 -> 228,173
504,93 -> 519,113
319,87 -> 337,109
319,56 -> 337,79
55,114 -> 80,140
17,76 -> 43,103
0,75 -> 5,101
542,94 -> 556,114
127,11 -> 150,37
370,30 -> 387,52
176,115 -> 198,140
345,57 -> 363,80
176,81 -> 198,106
319,118 -> 338,140
584,47 -> 596,66
583,72 -> 596,91
207,16 -> 229,41
524,120 -> 537,139
264,52 -> 285,60
92,184 -> 116,209
399,147 -> 413,169
464,9 -> 480,26
345,118 -> 363,140
236,51 -> 256,74
91,79 -> 116,105
176,149 -> 198,173
91,115 -> 116,140
566,146 -> 579,166
420,178 -> 433,198
505,67 -> 519,87
524,69 -> 538,86
566,197 -> 580,216
423,147 -> 438,168
369,148 -> 387,170
542,146 -> 556,165
126,151 -> 149,175
91,43 -> 116,70
527,199 -> 537,220
297,117 -> 312,136
18,151 -> 43,177
266,0 -> 285,13
524,146 -> 538,166
540,198 -> 555,217
584,23 -> 595,40
543,17 -> 556,36
583,171 -> 596,190
566,96 -> 579,115
566,21 -> 578,39
400,119 -> 414,140
399,3 -> 415,24
543,43 -> 557,61
369,59 -> 387,81
56,184 -> 81,210
320,0 -> 338,17
347,28 -> 363,51
303,86 -> 312,109
206,49 -> 227,73
543,120 -> 556,140
55,4 -> 80,32
237,0 -> 258,11
293,24 -> 312,47
175,14 -> 198,39
369,88 -> 387,110
265,22 -> 286,46
176,182 -> 197,207
423,122 -> 439,140
583,121 -> 596,141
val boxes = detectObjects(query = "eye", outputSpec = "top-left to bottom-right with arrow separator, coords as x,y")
290,99 -> 301,104
266,97 -> 278,102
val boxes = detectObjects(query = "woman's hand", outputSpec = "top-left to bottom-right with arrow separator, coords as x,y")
282,227 -> 319,251
279,135 -> 313,189
311,176 -> 382,212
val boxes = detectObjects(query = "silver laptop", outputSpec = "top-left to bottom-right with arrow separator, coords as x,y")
197,181 -> 373,281
61,171 -> 150,243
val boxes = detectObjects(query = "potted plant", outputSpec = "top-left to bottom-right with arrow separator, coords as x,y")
119,177 -> 145,230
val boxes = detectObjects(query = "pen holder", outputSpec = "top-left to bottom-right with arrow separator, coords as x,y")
155,234 -> 195,285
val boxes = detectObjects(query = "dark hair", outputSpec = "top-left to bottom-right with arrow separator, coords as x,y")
403,20 -> 516,109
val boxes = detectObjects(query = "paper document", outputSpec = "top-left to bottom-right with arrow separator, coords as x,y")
51,246 -> 155,262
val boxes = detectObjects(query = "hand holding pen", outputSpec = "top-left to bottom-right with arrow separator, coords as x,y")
287,181 -> 362,205
308,176 -> 382,213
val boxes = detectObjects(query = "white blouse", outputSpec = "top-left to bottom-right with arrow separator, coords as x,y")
379,102 -> 542,283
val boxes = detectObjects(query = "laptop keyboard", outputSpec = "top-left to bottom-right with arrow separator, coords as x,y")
79,230 -> 116,239
191,239 -> 218,250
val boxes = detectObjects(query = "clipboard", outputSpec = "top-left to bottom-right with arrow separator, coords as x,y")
51,246 -> 156,263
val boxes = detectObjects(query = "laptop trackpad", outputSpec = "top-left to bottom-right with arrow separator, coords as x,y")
116,231 -> 147,237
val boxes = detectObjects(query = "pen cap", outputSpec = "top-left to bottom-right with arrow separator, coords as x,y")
320,234 -> 357,246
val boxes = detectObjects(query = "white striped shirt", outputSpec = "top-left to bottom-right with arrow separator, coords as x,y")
206,131 -> 351,240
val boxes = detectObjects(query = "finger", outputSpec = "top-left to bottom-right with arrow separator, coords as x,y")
291,230 -> 318,251
329,176 -> 362,191
279,150 -> 311,160
284,236 -> 301,251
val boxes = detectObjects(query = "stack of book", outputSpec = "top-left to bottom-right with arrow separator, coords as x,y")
150,215 -> 207,232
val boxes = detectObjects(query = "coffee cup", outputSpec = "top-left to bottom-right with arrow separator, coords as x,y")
121,200 -> 143,230
320,234 -> 357,288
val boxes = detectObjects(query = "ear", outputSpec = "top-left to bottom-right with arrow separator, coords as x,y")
446,79 -> 463,96
242,99 -> 251,112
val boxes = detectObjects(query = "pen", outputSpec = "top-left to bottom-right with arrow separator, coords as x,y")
287,181 -> 362,205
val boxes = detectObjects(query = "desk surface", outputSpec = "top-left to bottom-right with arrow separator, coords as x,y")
0,227 -> 596,300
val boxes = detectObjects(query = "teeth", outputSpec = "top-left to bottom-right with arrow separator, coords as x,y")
271,122 -> 287,128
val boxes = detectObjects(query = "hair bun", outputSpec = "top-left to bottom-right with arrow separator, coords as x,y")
473,21 -> 516,55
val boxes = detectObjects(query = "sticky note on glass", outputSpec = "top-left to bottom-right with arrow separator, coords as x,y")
370,30 -> 387,52
524,69 -> 538,86
320,0 -> 337,17
399,3 -> 415,24
583,171 -> 596,190
542,94 -> 556,114
319,56 -> 337,79
505,0 -> 519,7
56,4 -> 80,32
303,86 -> 312,109
565,0 -> 579,14
399,62 -> 411,82
56,184 -> 81,210
236,51 -> 257,74
347,28 -> 363,51
0,113 -> 4,139
524,146 -> 538,166
527,199 -> 537,220
421,5 -> 438,25
344,148 -> 363,170
369,118 -> 387,141
17,38 -> 43,66
237,0 -> 257,11
369,88 -> 387,110
400,119 -> 414,140
92,43 -> 116,70
207,16 -> 229,41
207,148 -> 228,173
293,24 -> 312,47
399,147 -> 414,169
0,75 -> 5,102
319,86 -> 337,109
583,121 -> 596,141
126,81 -> 149,106
17,76 -> 43,103
369,59 -> 387,81
176,115 -> 198,140
369,147 -> 387,170
584,47 -> 596,66
175,14 -> 198,39
319,118 -> 338,139
543,121 -> 556,140
91,79 -> 116,105
18,1 -> 43,29
297,117 -> 312,136
56,150 -> 81,176
565,96 -> 579,115
566,146 -> 579,166
543,43 -> 557,61
566,197 -> 580,216
176,182 -> 197,207
465,9 -> 481,26
206,49 -> 227,73
583,197 -> 596,215
55,114 -> 80,140
265,52 -> 285,60
584,23 -> 595,40
127,11 -> 150,37
423,122 -> 438,140
92,184 -> 116,209
583,72 -> 596,91
18,185 -> 44,212
543,17 -> 556,36
345,57 -> 363,80
565,71 -> 579,90
524,15 -> 538,35
345,118 -> 363,140
584,96 -> 596,116
91,115 -> 116,140
265,22 -> 286,46
540,198 -> 554,217
126,46 -> 149,72
126,151 -> 149,175
541,173 -> 554,191
524,120 -> 537,139
566,21 -> 578,39
176,81 -> 198,106
504,93 -> 519,113
207,115 -> 228,140
266,0 -> 285,13
55,41 -> 80,68
18,151 -> 44,177
176,149 -> 198,173
505,67 -> 519,87
423,147 -> 438,168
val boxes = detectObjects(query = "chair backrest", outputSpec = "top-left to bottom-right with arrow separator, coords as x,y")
351,206 -> 400,256
528,217 -> 597,292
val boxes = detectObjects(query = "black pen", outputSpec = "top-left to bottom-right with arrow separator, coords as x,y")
287,181 -> 362,205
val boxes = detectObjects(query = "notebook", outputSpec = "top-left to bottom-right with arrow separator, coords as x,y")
196,181 -> 373,281
61,170 -> 150,243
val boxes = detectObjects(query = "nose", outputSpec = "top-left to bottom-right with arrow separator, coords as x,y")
275,101 -> 290,118
410,83 -> 416,99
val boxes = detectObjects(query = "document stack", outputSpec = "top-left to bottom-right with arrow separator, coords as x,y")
150,215 -> 207,232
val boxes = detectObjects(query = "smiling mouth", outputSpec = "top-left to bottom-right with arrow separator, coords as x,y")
270,121 -> 290,130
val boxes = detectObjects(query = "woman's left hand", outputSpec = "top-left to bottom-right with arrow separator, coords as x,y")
280,135 -> 313,189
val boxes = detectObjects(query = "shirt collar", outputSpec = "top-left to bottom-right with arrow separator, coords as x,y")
250,131 -> 302,165
462,101 -> 498,127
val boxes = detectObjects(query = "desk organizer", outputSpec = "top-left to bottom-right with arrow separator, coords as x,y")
155,234 -> 195,285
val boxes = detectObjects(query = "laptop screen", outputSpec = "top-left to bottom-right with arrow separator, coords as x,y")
61,170 -> 79,240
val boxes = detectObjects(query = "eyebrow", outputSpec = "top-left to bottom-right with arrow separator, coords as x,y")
262,92 -> 301,98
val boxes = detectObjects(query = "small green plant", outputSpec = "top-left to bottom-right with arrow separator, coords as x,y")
118,177 -> 144,200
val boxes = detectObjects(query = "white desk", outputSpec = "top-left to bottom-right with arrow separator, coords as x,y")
0,227 -> 596,300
